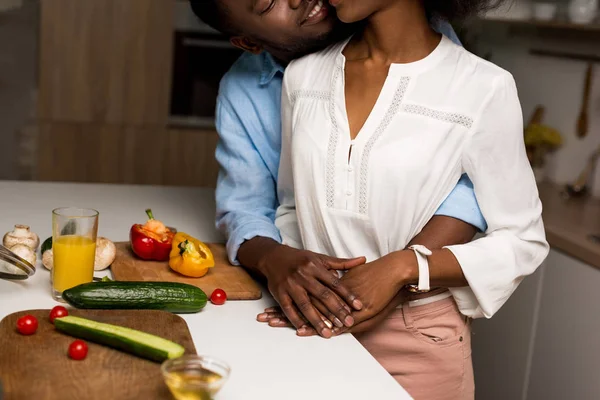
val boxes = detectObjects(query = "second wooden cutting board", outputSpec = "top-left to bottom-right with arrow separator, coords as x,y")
111,242 -> 262,300
0,309 -> 196,400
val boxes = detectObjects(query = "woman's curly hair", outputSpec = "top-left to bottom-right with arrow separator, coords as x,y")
425,0 -> 505,21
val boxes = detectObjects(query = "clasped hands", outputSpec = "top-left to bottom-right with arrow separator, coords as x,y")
256,245 -> 416,338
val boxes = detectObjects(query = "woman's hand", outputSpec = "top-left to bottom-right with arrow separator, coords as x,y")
340,251 -> 415,319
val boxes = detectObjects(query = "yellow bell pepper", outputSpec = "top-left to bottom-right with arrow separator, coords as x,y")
169,232 -> 214,278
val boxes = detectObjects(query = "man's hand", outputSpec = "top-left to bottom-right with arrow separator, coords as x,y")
258,291 -> 409,337
239,237 -> 365,338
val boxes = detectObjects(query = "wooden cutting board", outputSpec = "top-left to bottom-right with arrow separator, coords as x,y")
111,242 -> 262,300
0,309 -> 196,400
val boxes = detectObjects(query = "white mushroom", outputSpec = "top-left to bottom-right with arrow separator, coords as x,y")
10,244 -> 36,267
3,225 -> 39,251
42,248 -> 53,270
94,237 -> 116,271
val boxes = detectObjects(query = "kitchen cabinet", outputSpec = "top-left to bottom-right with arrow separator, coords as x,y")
39,0 -> 174,126
471,267 -> 543,400
23,122 -> 219,187
527,249 -> 600,400
29,0 -> 222,187
472,248 -> 600,400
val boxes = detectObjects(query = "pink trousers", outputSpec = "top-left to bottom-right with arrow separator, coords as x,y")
354,296 -> 474,400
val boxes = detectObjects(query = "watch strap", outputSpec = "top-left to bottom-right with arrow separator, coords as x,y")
408,245 -> 432,293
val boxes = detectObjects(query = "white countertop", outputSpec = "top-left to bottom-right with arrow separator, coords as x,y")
0,181 -> 410,400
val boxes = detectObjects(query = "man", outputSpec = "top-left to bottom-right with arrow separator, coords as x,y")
190,0 -> 486,338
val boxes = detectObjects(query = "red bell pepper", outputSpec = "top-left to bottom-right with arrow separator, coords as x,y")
129,209 -> 174,261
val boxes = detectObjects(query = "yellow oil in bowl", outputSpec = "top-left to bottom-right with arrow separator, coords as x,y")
162,356 -> 230,400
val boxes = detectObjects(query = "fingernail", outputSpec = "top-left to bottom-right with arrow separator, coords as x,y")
271,318 -> 280,324
258,313 -> 267,319
323,319 -> 333,329
353,299 -> 363,310
321,328 -> 332,338
298,327 -> 308,335
265,307 -> 277,312
344,315 -> 354,327
334,317 -> 344,327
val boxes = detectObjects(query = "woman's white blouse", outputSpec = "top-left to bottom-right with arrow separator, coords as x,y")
275,36 -> 549,319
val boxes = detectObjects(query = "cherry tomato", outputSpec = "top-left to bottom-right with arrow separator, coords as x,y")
16,315 -> 38,335
210,289 -> 227,305
49,306 -> 69,323
68,340 -> 88,360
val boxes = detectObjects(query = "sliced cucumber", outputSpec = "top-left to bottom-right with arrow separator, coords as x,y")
54,315 -> 185,362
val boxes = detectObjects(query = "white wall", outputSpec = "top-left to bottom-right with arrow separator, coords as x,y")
469,21 -> 600,197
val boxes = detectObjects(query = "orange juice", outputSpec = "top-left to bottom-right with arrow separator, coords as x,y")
52,235 -> 96,293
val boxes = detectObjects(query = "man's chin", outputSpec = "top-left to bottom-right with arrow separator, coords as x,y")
261,18 -> 356,63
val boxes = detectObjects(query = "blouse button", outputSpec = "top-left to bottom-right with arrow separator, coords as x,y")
346,191 -> 353,196
347,166 -> 353,172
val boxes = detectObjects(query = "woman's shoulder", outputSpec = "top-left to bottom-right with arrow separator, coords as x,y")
284,41 -> 346,91
451,43 -> 516,88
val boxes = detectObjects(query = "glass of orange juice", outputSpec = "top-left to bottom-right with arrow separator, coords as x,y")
52,207 -> 99,301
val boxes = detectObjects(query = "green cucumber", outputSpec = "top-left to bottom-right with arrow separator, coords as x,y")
54,315 -> 184,362
62,282 -> 207,314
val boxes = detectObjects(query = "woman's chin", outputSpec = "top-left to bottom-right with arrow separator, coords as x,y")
336,11 -> 363,24
334,6 -> 370,24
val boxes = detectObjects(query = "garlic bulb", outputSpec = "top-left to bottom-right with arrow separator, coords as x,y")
10,244 -> 36,266
3,225 -> 40,251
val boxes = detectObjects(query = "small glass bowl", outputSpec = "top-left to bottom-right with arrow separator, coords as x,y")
161,355 -> 231,400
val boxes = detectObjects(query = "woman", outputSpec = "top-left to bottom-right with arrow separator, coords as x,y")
271,0 -> 549,398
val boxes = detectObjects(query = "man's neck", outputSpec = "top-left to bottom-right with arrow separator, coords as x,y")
269,51 -> 293,68
345,1 -> 439,65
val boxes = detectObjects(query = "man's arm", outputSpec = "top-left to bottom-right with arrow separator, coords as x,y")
434,174 -> 487,233
215,96 -> 281,266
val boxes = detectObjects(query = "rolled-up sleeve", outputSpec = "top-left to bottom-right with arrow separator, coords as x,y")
446,73 -> 549,319
215,97 -> 281,264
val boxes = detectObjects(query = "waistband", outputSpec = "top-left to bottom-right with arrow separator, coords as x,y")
394,288 -> 452,309
408,290 -> 452,307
